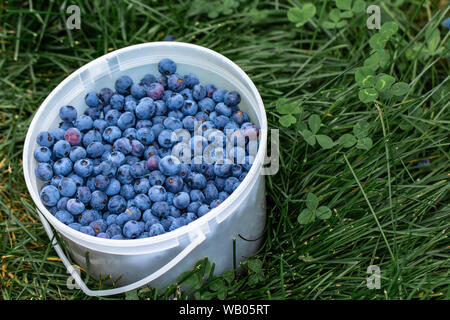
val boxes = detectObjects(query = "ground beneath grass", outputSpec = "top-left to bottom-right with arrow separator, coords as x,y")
0,1 -> 448,300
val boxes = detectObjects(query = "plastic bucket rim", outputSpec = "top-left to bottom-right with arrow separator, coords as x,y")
23,41 -> 267,248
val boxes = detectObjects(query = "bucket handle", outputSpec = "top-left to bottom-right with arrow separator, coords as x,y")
37,210 -> 206,296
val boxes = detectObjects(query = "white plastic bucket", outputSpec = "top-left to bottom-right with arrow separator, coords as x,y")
22,42 -> 267,296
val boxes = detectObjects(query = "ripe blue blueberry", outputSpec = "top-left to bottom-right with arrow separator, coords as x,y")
58,177 -> 77,197
55,210 -> 75,224
59,105 -> 77,122
135,98 -> 155,120
173,192 -> 190,209
53,158 -> 73,176
85,91 -> 100,107
115,75 -> 133,95
158,58 -> 177,76
66,198 -> 85,215
40,185 -> 60,207
35,163 -> 53,181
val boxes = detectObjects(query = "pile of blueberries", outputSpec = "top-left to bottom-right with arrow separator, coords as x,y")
34,58 -> 260,240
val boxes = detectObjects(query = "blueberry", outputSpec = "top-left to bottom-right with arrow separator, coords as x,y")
148,170 -> 165,186
86,141 -> 105,158
154,100 -> 168,116
111,234 -> 124,240
76,186 -> 92,204
156,75 -> 168,88
165,175 -> 184,193
140,74 -> 157,86
105,109 -> 121,126
68,173 -> 84,188
130,161 -> 148,178
187,201 -> 202,214
173,192 -> 190,209
158,129 -> 177,148
133,194 -> 150,211
106,214 -> 118,226
205,84 -> 217,98
198,98 -> 215,115
183,73 -> 199,89
223,91 -> 241,107
151,201 -> 169,218
69,146 -> 87,162
68,222 -> 82,231
146,155 -> 160,171
123,220 -> 142,239
168,206 -> 181,218
124,100 -> 137,113
195,111 -> 209,122
130,83 -> 147,99
89,219 -> 107,235
134,178 -> 150,194
108,151 -> 126,167
58,177 -> 77,197
59,105 -> 77,122
107,224 -> 122,237
197,204 -> 211,217
148,223 -> 165,236
53,140 -> 71,158
158,58 -> 177,76
181,100 -> 198,116
74,159 -> 93,178
125,155 -> 140,166
53,158 -> 73,176
100,160 -> 117,178
123,128 -> 137,140
90,190 -> 108,210
146,82 -> 165,100
232,164 -> 244,177
75,115 -> 94,132
167,73 -> 185,92
231,110 -> 249,126
136,119 -> 153,129
218,191 -> 229,201
212,89 -> 227,103
99,88 -> 114,106
66,198 -> 85,215
163,116 -> 183,131
182,115 -> 196,131
190,189 -> 205,203
215,102 -> 232,117
136,127 -> 155,145
142,209 -> 158,223
192,84 -> 206,101
188,173 -> 207,189
40,185 -> 60,207
179,88 -> 193,101
148,185 -> 167,202
110,94 -> 125,111
113,137 -> 132,155
84,108 -> 101,120
213,162 -> 232,178
79,226 -> 95,236
117,164 -> 133,184
117,112 -> 136,130
50,128 -> 66,141
159,155 -> 181,176
182,212 -> 197,224
135,98 -> 155,120
224,177 -> 240,194
168,219 -> 182,231
97,233 -> 110,239
100,126 -> 118,144
85,91 -> 100,107
93,174 -> 110,191
238,172 -> 247,181
55,210 -> 75,224
35,163 -> 53,181
203,183 -> 219,203
60,121 -> 75,130
108,195 -> 127,214
167,93 -> 184,110
115,75 -> 133,95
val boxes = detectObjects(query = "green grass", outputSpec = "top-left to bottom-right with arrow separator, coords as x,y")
0,0 -> 449,300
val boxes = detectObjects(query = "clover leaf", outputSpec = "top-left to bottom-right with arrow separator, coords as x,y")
287,3 -> 316,27
298,192 -> 332,224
